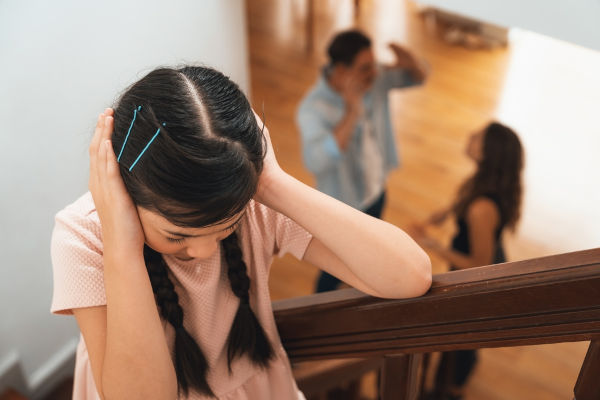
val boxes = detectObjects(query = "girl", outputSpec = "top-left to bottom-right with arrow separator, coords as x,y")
411,122 -> 524,400
51,66 -> 431,400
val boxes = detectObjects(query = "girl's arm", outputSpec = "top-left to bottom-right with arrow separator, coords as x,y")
424,197 -> 500,270
75,110 -> 177,400
255,118 -> 432,299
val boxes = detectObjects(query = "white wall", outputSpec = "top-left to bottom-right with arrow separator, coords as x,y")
0,0 -> 249,394
417,0 -> 600,254
495,29 -> 600,254
418,0 -> 600,51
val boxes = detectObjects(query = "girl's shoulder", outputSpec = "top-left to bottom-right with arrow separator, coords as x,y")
243,199 -> 279,225
240,200 -> 285,242
243,200 -> 304,237
55,191 -> 99,222
53,191 -> 103,254
241,200 -> 312,259
51,192 -> 105,315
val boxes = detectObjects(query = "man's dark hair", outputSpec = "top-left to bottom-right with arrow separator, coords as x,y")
327,29 -> 372,66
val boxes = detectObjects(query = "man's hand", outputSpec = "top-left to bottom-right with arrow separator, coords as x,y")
388,43 -> 427,82
339,72 -> 365,117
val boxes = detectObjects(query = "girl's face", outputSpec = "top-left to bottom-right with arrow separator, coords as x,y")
137,207 -> 244,261
466,130 -> 485,162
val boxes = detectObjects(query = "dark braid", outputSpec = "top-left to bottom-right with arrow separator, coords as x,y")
143,245 -> 214,397
221,231 -> 274,371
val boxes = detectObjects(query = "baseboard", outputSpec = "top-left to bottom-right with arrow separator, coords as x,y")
30,337 -> 78,400
0,351 -> 28,396
0,337 -> 79,400
420,6 -> 509,44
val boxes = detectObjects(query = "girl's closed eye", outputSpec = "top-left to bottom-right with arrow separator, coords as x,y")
165,220 -> 240,244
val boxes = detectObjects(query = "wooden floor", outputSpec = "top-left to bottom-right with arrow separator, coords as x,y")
246,0 -> 595,398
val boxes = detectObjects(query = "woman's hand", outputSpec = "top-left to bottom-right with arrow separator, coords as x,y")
427,209 -> 449,226
252,111 -> 288,205
406,222 -> 443,252
88,109 -> 145,254
417,235 -> 444,252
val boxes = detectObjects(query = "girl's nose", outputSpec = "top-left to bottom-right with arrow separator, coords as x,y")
185,237 -> 220,260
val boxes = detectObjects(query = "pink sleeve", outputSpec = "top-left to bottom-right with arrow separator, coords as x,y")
247,201 -> 313,260
50,206 -> 106,315
270,208 -> 313,260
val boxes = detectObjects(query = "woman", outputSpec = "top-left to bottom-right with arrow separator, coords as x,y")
412,122 -> 524,400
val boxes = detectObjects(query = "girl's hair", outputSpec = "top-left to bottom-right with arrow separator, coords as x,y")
453,122 -> 524,230
111,66 -> 273,397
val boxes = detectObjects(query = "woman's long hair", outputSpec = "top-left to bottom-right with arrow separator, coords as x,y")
453,122 -> 524,230
111,66 -> 273,397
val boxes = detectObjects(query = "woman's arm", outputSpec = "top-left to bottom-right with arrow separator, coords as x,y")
423,197 -> 500,270
79,110 -> 177,400
255,119 -> 431,299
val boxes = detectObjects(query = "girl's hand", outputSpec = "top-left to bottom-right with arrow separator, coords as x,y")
252,111 -> 287,205
89,109 -> 145,254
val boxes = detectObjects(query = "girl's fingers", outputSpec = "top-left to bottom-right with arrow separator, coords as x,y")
97,133 -> 108,186
89,113 -> 105,159
89,110 -> 119,218
105,139 -> 120,180
89,109 -> 113,158
88,113 -> 106,193
101,115 -> 114,142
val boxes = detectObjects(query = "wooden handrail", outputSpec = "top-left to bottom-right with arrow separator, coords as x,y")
274,247 -> 600,361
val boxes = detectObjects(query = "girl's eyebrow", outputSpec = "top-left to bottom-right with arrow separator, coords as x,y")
163,213 -> 246,238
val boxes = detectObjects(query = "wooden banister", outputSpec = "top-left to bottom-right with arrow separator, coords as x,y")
275,248 -> 600,398
275,247 -> 600,361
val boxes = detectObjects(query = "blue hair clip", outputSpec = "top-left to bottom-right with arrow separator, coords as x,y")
117,106 -> 141,162
128,122 -> 166,171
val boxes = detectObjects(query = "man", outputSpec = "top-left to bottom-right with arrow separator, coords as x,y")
297,29 -> 427,292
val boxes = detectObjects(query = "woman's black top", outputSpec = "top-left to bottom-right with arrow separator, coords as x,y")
450,194 -> 506,269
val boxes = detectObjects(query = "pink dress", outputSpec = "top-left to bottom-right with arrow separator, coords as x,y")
51,192 -> 312,400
